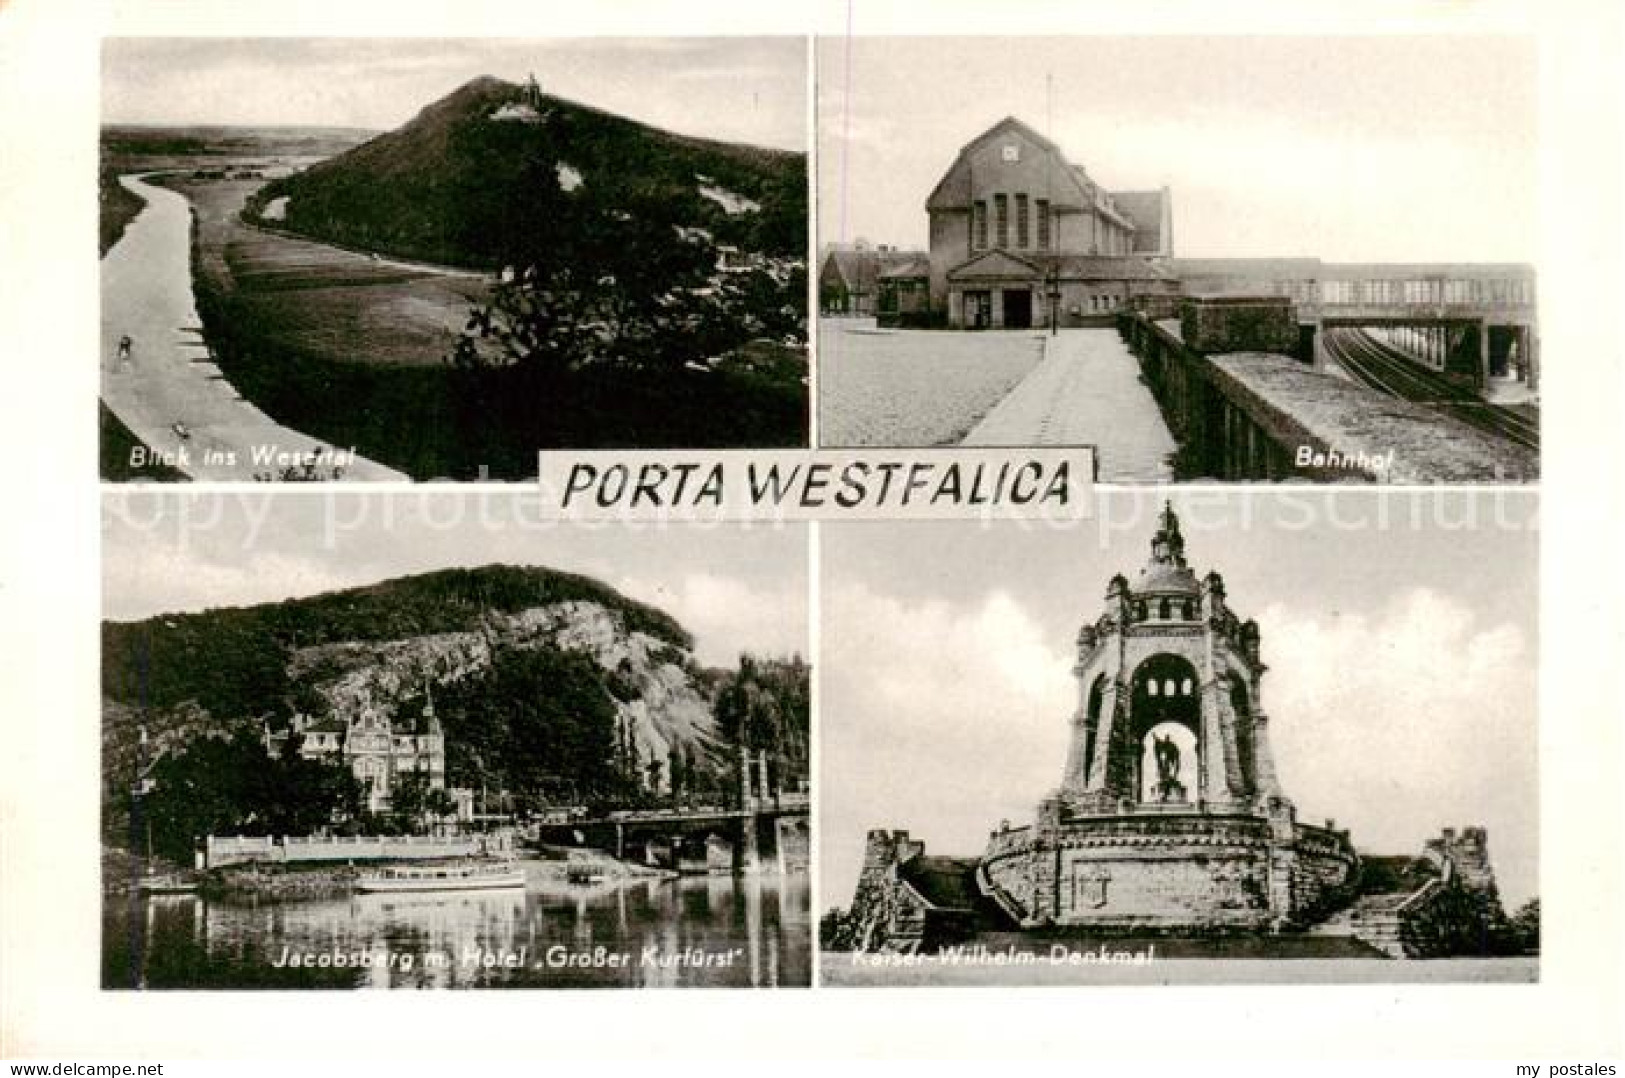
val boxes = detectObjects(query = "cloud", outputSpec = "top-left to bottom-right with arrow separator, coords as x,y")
1263,587 -> 1537,905
820,580 -> 1072,904
615,569 -> 807,668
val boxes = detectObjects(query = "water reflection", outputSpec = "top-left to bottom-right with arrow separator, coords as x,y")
104,869 -> 810,990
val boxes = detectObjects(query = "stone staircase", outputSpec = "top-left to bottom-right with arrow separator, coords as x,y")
1307,883 -> 1439,958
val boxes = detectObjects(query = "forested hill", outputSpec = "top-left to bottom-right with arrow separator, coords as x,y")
102,564 -> 690,718
245,75 -> 806,269
100,565 -> 775,823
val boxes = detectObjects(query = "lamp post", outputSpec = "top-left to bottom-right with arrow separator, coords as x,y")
1046,267 -> 1061,337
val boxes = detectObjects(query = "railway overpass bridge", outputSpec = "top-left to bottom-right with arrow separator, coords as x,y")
1117,297 -> 1539,483
1171,259 -> 1538,394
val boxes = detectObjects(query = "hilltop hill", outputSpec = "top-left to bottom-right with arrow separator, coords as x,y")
246,76 -> 805,269
102,565 -> 805,837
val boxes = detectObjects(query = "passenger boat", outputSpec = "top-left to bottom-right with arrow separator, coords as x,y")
355,861 -> 526,894
137,874 -> 198,896
565,863 -> 608,885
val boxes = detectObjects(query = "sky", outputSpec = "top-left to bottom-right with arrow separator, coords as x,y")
101,492 -> 808,669
98,36 -> 1537,259
819,36 -> 1537,262
101,37 -> 807,152
819,490 -> 1540,910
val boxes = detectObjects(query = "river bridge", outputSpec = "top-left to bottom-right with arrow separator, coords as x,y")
534,794 -> 811,875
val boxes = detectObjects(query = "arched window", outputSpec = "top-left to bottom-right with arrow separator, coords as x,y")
1158,599 -> 1170,620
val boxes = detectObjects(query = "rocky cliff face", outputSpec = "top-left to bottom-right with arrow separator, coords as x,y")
284,599 -> 720,772
100,566 -> 755,820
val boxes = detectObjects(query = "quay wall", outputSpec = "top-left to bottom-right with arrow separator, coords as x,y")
204,834 -> 478,868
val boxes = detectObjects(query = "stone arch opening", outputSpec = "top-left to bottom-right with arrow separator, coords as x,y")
1129,654 -> 1201,803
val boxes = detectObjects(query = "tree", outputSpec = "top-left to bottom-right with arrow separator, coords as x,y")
388,772 -> 458,834
137,730 -> 361,861
447,130 -> 806,383
437,647 -> 621,816
1508,898 -> 1540,954
388,772 -> 430,833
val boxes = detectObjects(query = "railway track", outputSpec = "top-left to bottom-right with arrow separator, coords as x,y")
1322,328 -> 1540,451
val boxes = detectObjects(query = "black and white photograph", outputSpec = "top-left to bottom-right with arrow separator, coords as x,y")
3,0 -> 1622,1064
818,494 -> 1539,984
99,494 -> 810,988
100,38 -> 810,482
818,38 -> 1540,483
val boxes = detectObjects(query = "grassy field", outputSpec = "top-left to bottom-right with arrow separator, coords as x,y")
156,175 -> 805,478
817,318 -> 1045,446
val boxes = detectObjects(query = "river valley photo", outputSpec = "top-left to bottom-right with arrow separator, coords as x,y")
100,39 -> 810,481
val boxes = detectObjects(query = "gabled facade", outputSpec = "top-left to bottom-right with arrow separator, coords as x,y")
267,690 -> 447,814
819,245 -> 929,317
925,117 -> 1178,328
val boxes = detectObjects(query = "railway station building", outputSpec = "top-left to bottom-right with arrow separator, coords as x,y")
924,117 -> 1179,329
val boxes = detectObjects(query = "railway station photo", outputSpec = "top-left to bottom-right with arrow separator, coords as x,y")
817,37 -> 1539,484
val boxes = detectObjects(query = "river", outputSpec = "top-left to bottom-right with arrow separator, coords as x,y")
104,871 -> 811,989
100,173 -> 405,481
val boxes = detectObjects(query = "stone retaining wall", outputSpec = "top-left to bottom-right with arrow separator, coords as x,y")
204,834 -> 478,868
